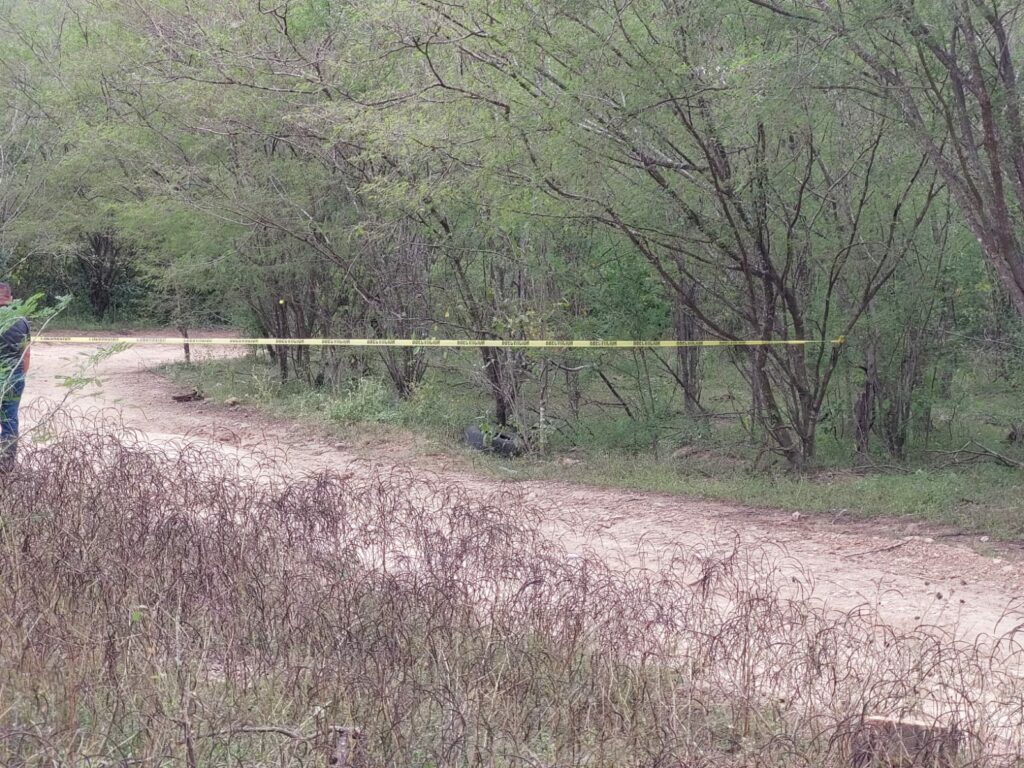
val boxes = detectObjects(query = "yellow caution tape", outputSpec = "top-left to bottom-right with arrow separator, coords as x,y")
35,335 -> 846,349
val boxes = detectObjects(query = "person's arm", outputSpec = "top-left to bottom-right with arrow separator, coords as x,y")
20,344 -> 30,374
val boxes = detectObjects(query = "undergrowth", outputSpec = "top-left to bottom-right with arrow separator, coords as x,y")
162,356 -> 1024,538
1,420 -> 1023,764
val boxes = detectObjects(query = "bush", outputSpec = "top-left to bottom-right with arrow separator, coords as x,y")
327,378 -> 397,425
399,377 -> 483,440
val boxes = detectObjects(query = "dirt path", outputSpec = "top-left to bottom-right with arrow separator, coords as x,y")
24,337 -> 1024,641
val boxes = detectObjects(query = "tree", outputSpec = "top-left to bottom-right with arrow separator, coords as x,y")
756,0 -> 1024,318
400,0 -> 939,465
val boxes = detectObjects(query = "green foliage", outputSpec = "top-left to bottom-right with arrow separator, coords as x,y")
165,351 -> 1024,538
578,251 -> 671,340
326,378 -> 398,425
4,0 -> 1024,470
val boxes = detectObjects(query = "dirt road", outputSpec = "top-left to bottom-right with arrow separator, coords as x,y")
24,337 -> 1024,641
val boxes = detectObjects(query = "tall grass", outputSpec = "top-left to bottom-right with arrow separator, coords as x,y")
1,425 -> 1023,765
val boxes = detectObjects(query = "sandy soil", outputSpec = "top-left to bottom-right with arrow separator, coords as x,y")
23,336 -> 1024,642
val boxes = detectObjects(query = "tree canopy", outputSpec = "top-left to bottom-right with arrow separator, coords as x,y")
2,0 -> 1021,466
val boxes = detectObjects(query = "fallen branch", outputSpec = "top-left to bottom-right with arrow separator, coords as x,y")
199,725 -> 306,740
842,540 -> 909,559
928,441 -> 1024,469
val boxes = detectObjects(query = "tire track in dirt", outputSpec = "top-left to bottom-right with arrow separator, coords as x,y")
25,337 -> 1024,642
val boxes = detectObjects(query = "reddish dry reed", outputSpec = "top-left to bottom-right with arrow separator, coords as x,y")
1,427 -> 1023,766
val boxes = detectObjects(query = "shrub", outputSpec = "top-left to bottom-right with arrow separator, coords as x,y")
328,378 -> 398,425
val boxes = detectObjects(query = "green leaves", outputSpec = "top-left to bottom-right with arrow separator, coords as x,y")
0,0 -> 1006,461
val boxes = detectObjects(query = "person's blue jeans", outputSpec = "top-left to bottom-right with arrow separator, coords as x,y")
1,373 -> 25,465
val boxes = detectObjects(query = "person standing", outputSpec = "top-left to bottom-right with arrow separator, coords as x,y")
0,283 -> 30,467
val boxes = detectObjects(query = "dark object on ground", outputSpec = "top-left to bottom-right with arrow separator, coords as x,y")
464,425 -> 524,457
171,388 -> 204,403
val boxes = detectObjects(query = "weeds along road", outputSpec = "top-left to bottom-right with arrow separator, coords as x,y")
25,336 -> 1024,644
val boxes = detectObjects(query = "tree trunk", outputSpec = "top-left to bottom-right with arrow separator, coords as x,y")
673,290 -> 703,412
381,348 -> 427,399
273,300 -> 289,382
178,325 -> 191,365
565,367 -> 581,422
481,348 -> 513,426
77,232 -> 129,319
750,347 -> 803,467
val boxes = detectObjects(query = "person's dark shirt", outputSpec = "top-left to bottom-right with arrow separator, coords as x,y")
0,317 -> 30,375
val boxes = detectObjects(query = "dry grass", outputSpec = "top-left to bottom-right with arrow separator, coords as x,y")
1,425 -> 1023,766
